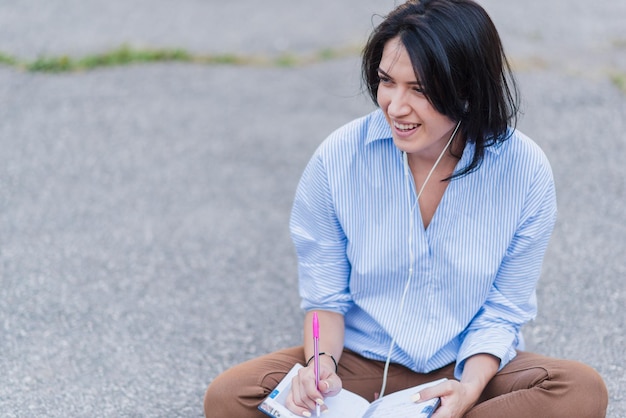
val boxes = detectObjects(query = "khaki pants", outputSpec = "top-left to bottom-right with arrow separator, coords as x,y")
204,347 -> 608,418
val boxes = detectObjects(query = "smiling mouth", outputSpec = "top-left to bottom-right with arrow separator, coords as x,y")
394,121 -> 420,131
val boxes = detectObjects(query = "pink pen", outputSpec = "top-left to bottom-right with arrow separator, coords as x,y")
313,312 -> 320,417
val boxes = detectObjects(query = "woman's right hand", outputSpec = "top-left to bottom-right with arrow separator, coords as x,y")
285,357 -> 342,417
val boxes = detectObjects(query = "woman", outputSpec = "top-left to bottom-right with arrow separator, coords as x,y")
204,1 -> 608,417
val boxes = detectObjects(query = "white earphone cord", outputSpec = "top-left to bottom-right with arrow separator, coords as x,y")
378,120 -> 462,398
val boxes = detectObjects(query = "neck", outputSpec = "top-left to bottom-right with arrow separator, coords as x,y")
407,147 -> 459,173
407,121 -> 463,180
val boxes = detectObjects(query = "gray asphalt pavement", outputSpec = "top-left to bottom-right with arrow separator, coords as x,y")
0,1 -> 624,417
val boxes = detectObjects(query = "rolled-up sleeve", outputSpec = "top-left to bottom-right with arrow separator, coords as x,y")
290,151 -> 353,315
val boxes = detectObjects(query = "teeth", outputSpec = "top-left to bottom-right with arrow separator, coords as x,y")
394,122 -> 419,130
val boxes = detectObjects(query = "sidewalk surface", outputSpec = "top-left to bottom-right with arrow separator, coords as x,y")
0,1 -> 624,416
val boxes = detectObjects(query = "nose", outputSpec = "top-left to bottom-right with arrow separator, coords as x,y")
386,88 -> 411,118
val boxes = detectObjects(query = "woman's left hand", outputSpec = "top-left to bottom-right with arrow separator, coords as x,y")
412,379 -> 481,418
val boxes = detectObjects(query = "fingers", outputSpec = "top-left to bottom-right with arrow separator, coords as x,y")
411,380 -> 451,404
288,376 -> 319,415
285,364 -> 343,416
320,373 -> 342,397
411,380 -> 474,418
285,367 -> 335,416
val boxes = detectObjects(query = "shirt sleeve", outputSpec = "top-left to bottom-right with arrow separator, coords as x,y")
289,151 -> 353,314
455,160 -> 558,379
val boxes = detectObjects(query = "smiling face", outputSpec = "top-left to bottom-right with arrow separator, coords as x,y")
377,37 -> 458,162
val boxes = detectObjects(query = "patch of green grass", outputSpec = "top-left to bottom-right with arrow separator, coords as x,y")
27,55 -> 73,72
25,45 -> 193,72
0,44 -> 364,73
317,45 -> 363,62
77,45 -> 192,69
610,72 -> 626,94
274,53 -> 299,67
202,54 -> 243,65
318,48 -> 337,61
0,52 -> 18,67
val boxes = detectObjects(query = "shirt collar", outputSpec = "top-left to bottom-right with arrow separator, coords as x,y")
364,108 -> 508,157
365,109 -> 393,146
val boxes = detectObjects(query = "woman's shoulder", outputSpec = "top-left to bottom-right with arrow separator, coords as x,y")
490,129 -> 552,170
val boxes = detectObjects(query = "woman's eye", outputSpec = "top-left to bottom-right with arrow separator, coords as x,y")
413,86 -> 425,94
378,74 -> 391,84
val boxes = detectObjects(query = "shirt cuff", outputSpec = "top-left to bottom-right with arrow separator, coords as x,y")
454,327 -> 518,379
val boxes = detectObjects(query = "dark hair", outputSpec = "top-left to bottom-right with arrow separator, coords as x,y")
362,0 -> 520,178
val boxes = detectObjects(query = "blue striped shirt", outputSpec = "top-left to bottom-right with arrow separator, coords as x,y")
290,109 -> 557,379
